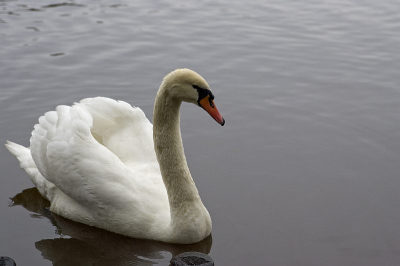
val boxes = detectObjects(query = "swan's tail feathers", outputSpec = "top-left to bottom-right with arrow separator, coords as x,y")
5,141 -> 55,201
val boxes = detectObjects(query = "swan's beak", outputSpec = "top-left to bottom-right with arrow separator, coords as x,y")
199,96 -> 225,126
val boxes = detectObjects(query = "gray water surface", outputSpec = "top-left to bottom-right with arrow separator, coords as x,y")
1,0 -> 400,265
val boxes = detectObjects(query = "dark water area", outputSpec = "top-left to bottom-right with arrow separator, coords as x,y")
1,0 -> 400,265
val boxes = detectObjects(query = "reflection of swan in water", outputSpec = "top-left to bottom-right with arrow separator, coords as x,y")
11,188 -> 212,266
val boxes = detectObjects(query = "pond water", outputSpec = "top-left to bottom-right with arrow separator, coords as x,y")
1,0 -> 400,265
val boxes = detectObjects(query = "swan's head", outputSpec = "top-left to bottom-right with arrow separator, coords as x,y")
161,68 -> 225,126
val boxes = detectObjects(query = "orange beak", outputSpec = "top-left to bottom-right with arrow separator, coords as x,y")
199,96 -> 225,126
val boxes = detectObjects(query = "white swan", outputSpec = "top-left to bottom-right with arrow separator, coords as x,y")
5,69 -> 225,244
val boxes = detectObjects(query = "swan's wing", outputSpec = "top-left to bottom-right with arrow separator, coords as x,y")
78,97 -> 158,168
30,98 -> 163,212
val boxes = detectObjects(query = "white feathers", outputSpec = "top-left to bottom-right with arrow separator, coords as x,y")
6,97 -> 172,240
5,141 -> 55,201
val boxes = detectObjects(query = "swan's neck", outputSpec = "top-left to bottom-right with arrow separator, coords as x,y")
153,87 -> 208,230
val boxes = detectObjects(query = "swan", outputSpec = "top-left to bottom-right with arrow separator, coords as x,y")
5,69 -> 225,244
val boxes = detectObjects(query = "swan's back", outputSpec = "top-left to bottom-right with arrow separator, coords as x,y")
31,97 -> 159,180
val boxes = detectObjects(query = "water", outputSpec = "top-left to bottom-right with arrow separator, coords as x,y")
1,0 -> 400,265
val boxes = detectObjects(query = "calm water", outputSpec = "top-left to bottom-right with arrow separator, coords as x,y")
1,0 -> 400,265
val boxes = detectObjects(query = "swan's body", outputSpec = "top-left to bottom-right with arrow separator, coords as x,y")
5,69 -> 224,244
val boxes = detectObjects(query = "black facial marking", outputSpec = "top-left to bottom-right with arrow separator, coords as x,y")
192,85 -> 215,107
192,85 -> 201,90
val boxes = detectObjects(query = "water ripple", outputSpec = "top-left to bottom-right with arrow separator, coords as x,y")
1,0 -> 400,265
